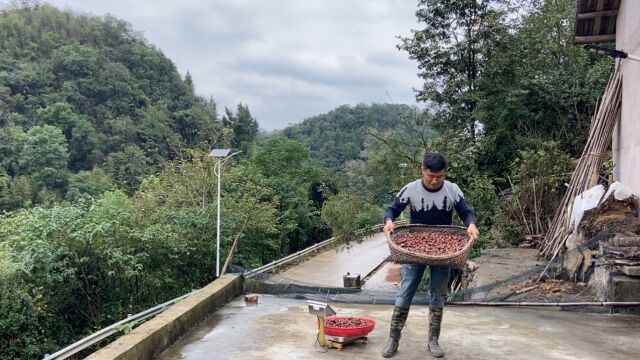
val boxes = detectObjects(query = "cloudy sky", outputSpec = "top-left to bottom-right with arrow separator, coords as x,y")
42,0 -> 423,130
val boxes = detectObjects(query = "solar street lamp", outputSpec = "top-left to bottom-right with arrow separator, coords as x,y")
208,149 -> 241,277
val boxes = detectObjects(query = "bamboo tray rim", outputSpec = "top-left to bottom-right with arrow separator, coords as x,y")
387,224 -> 473,260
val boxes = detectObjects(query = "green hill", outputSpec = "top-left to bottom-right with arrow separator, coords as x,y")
0,3 -> 222,207
280,103 -> 416,166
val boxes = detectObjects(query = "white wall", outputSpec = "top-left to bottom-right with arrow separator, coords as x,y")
613,0 -> 640,195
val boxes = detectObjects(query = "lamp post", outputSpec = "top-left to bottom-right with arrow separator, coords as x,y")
208,149 -> 241,277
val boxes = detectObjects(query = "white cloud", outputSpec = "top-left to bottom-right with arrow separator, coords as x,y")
42,0 -> 423,129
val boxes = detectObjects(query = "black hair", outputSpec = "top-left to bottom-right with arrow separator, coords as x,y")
422,152 -> 446,172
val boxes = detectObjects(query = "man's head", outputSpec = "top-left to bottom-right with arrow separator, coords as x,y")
421,152 -> 446,190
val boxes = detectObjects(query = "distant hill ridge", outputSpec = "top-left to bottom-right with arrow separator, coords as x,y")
280,103 -> 415,166
0,4 -> 220,169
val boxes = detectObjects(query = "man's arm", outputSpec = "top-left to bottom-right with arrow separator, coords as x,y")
454,198 -> 476,227
383,197 -> 408,224
383,194 -> 409,234
454,197 -> 480,239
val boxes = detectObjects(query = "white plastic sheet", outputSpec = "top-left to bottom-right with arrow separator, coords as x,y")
570,182 -> 634,234
570,185 -> 605,234
601,181 -> 633,202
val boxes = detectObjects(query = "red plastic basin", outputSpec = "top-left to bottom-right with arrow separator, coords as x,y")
323,315 -> 376,337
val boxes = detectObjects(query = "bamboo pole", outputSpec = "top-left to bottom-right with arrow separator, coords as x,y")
539,69 -> 622,259
509,176 -> 533,235
221,215 -> 250,275
533,179 -> 542,234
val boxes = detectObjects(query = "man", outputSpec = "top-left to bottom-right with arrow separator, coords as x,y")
381,152 -> 479,358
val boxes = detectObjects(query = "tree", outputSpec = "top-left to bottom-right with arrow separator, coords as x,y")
68,118 -> 102,170
0,176 -> 34,210
398,0 -> 510,142
172,102 -> 219,148
321,192 -> 380,244
0,86 -> 14,125
351,109 -> 439,205
19,125 -> 69,189
184,71 -> 195,93
222,103 -> 258,156
0,126 -> 25,177
0,248 -> 49,359
137,103 -> 181,163
475,0 -> 613,180
252,136 -> 317,183
282,103 -> 414,166
65,167 -> 116,201
103,144 -> 152,193
36,102 -> 102,170
50,44 -> 99,80
251,136 -> 328,252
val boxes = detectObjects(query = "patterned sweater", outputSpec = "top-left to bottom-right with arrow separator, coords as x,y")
383,179 -> 476,226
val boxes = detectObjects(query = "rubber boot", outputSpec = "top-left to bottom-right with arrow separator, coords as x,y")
381,306 -> 409,358
427,306 -> 445,358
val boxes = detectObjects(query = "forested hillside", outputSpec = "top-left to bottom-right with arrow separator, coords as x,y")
0,4 -> 260,208
281,103 -> 417,166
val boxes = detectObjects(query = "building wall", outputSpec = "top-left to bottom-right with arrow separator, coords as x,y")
613,0 -> 640,195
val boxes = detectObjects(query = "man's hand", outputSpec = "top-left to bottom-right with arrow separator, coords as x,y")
383,219 -> 395,235
467,223 -> 480,240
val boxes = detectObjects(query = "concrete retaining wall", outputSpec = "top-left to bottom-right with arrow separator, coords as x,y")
85,274 -> 243,360
610,274 -> 640,315
244,277 -> 361,296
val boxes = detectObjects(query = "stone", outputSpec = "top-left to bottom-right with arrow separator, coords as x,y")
620,266 -> 640,277
466,260 -> 480,272
610,275 -> 640,301
343,273 -> 361,288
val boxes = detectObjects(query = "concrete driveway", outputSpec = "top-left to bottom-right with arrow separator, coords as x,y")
271,232 -> 390,287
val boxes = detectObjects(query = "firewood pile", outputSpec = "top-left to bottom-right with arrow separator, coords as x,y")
595,233 -> 640,267
559,192 -> 640,282
584,195 -> 640,268
519,234 -> 544,249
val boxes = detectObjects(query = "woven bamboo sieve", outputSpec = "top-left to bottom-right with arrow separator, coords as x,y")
387,224 -> 474,269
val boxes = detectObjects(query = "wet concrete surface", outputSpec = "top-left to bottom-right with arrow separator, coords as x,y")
271,232 -> 389,287
362,262 -> 401,291
158,295 -> 640,360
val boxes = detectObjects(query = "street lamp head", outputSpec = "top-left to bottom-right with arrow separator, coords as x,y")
209,149 -> 231,158
583,44 -> 628,59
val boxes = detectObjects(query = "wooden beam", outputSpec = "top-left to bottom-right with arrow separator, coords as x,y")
575,34 -> 617,44
593,0 -> 605,34
576,10 -> 619,20
606,13 -> 616,35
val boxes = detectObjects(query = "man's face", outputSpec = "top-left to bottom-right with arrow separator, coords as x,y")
421,168 -> 445,190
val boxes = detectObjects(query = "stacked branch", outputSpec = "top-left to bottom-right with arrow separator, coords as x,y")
539,69 -> 623,259
597,233 -> 640,266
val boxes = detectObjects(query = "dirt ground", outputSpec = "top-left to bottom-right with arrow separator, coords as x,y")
461,248 -> 610,303
493,278 -> 599,302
